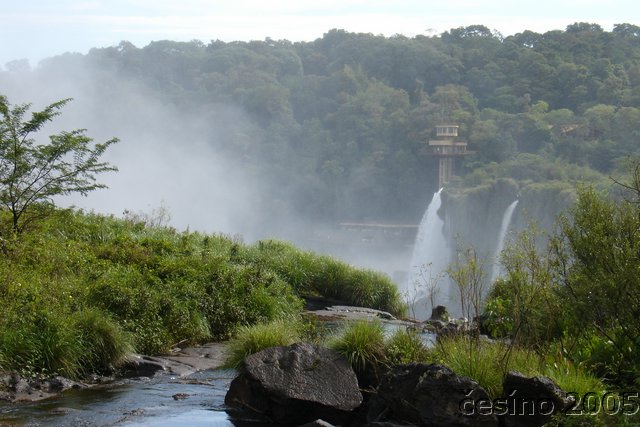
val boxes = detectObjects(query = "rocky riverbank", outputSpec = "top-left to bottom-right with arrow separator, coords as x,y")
0,342 -> 228,404
225,342 -> 574,427
1,304 -> 576,427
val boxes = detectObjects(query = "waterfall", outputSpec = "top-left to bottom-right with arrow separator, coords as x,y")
405,189 -> 450,318
490,200 -> 519,283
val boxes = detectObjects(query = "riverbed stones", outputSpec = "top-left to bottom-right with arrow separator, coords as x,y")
0,373 -> 86,402
225,342 -> 363,426
367,363 -> 499,427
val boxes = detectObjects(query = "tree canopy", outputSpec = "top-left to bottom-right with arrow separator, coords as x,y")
0,96 -> 118,233
3,23 -> 640,222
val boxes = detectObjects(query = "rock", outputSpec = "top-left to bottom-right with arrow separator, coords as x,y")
366,423 -> 417,427
501,371 -> 574,427
425,316 -> 473,338
439,322 -> 461,337
225,342 -> 363,426
172,393 -> 189,400
430,305 -> 450,321
368,363 -> 499,427
326,306 -> 397,321
298,419 -> 336,427
423,319 -> 445,333
0,373 -> 86,403
119,354 -> 168,377
40,376 -> 84,393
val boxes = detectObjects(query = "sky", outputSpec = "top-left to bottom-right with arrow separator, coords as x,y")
2,0 -> 639,67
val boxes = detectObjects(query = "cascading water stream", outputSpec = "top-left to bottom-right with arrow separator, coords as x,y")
406,189 -> 450,318
490,200 -> 519,283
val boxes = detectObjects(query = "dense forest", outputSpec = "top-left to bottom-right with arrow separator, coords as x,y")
3,22 -> 640,225
4,24 -> 640,425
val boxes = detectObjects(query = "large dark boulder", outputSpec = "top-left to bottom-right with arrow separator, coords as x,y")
225,342 -> 363,426
367,363 -> 499,427
430,305 -> 450,321
501,370 -> 574,427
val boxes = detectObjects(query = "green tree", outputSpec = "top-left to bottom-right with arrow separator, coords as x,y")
554,183 -> 640,382
0,95 -> 118,234
447,245 -> 487,323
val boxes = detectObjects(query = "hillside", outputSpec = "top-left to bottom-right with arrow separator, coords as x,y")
2,23 -> 639,226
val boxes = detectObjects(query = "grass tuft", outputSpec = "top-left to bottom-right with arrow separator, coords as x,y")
72,309 -> 133,375
385,328 -> 430,365
428,336 -> 604,399
328,320 -> 386,372
222,318 -> 301,369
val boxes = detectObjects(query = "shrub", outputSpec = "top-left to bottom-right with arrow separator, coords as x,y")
429,336 -> 604,399
0,207 -> 401,378
72,308 -> 133,375
223,318 -> 302,369
0,309 -> 82,378
429,336 -> 509,398
328,320 -> 386,372
385,328 -> 430,365
246,239 -> 407,316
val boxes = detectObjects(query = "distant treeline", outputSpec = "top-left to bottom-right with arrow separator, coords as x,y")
6,23 -> 640,221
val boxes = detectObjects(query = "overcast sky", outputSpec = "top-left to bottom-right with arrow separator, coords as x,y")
2,0 -> 639,67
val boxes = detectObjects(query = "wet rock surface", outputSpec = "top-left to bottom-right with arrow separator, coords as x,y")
120,342 -> 229,379
0,373 -> 86,403
307,305 -> 399,322
502,370 -> 575,427
367,363 -> 499,427
225,342 -> 363,426
0,341 -> 229,404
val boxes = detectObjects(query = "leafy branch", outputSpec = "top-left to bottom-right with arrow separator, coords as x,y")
0,95 -> 118,234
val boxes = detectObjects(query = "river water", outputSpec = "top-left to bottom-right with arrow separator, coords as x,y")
0,318 -> 434,426
0,369 -> 237,426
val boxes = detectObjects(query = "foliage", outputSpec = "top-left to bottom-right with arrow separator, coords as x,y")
553,185 -> 640,384
429,336 -> 604,399
327,320 -> 386,372
480,170 -> 640,388
240,239 -> 407,316
222,318 -> 301,369
4,25 -> 640,221
447,244 -> 487,322
484,225 -> 564,349
481,291 -> 513,338
385,328 -> 430,365
0,207 -> 399,377
0,95 -> 118,233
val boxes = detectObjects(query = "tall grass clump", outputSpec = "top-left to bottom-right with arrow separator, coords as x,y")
540,355 -> 605,398
429,336 -> 604,399
385,328 -> 430,365
246,240 -> 407,316
0,309 -> 83,379
72,309 -> 133,375
428,336 -> 509,398
223,318 -> 302,369
328,320 -> 386,372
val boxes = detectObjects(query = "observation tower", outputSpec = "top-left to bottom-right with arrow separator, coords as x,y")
425,125 -> 471,188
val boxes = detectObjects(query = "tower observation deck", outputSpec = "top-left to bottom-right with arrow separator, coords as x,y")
425,125 -> 471,188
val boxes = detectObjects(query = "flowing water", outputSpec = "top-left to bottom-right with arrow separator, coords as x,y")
406,189 -> 450,318
0,369 -> 237,426
490,200 -> 519,283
